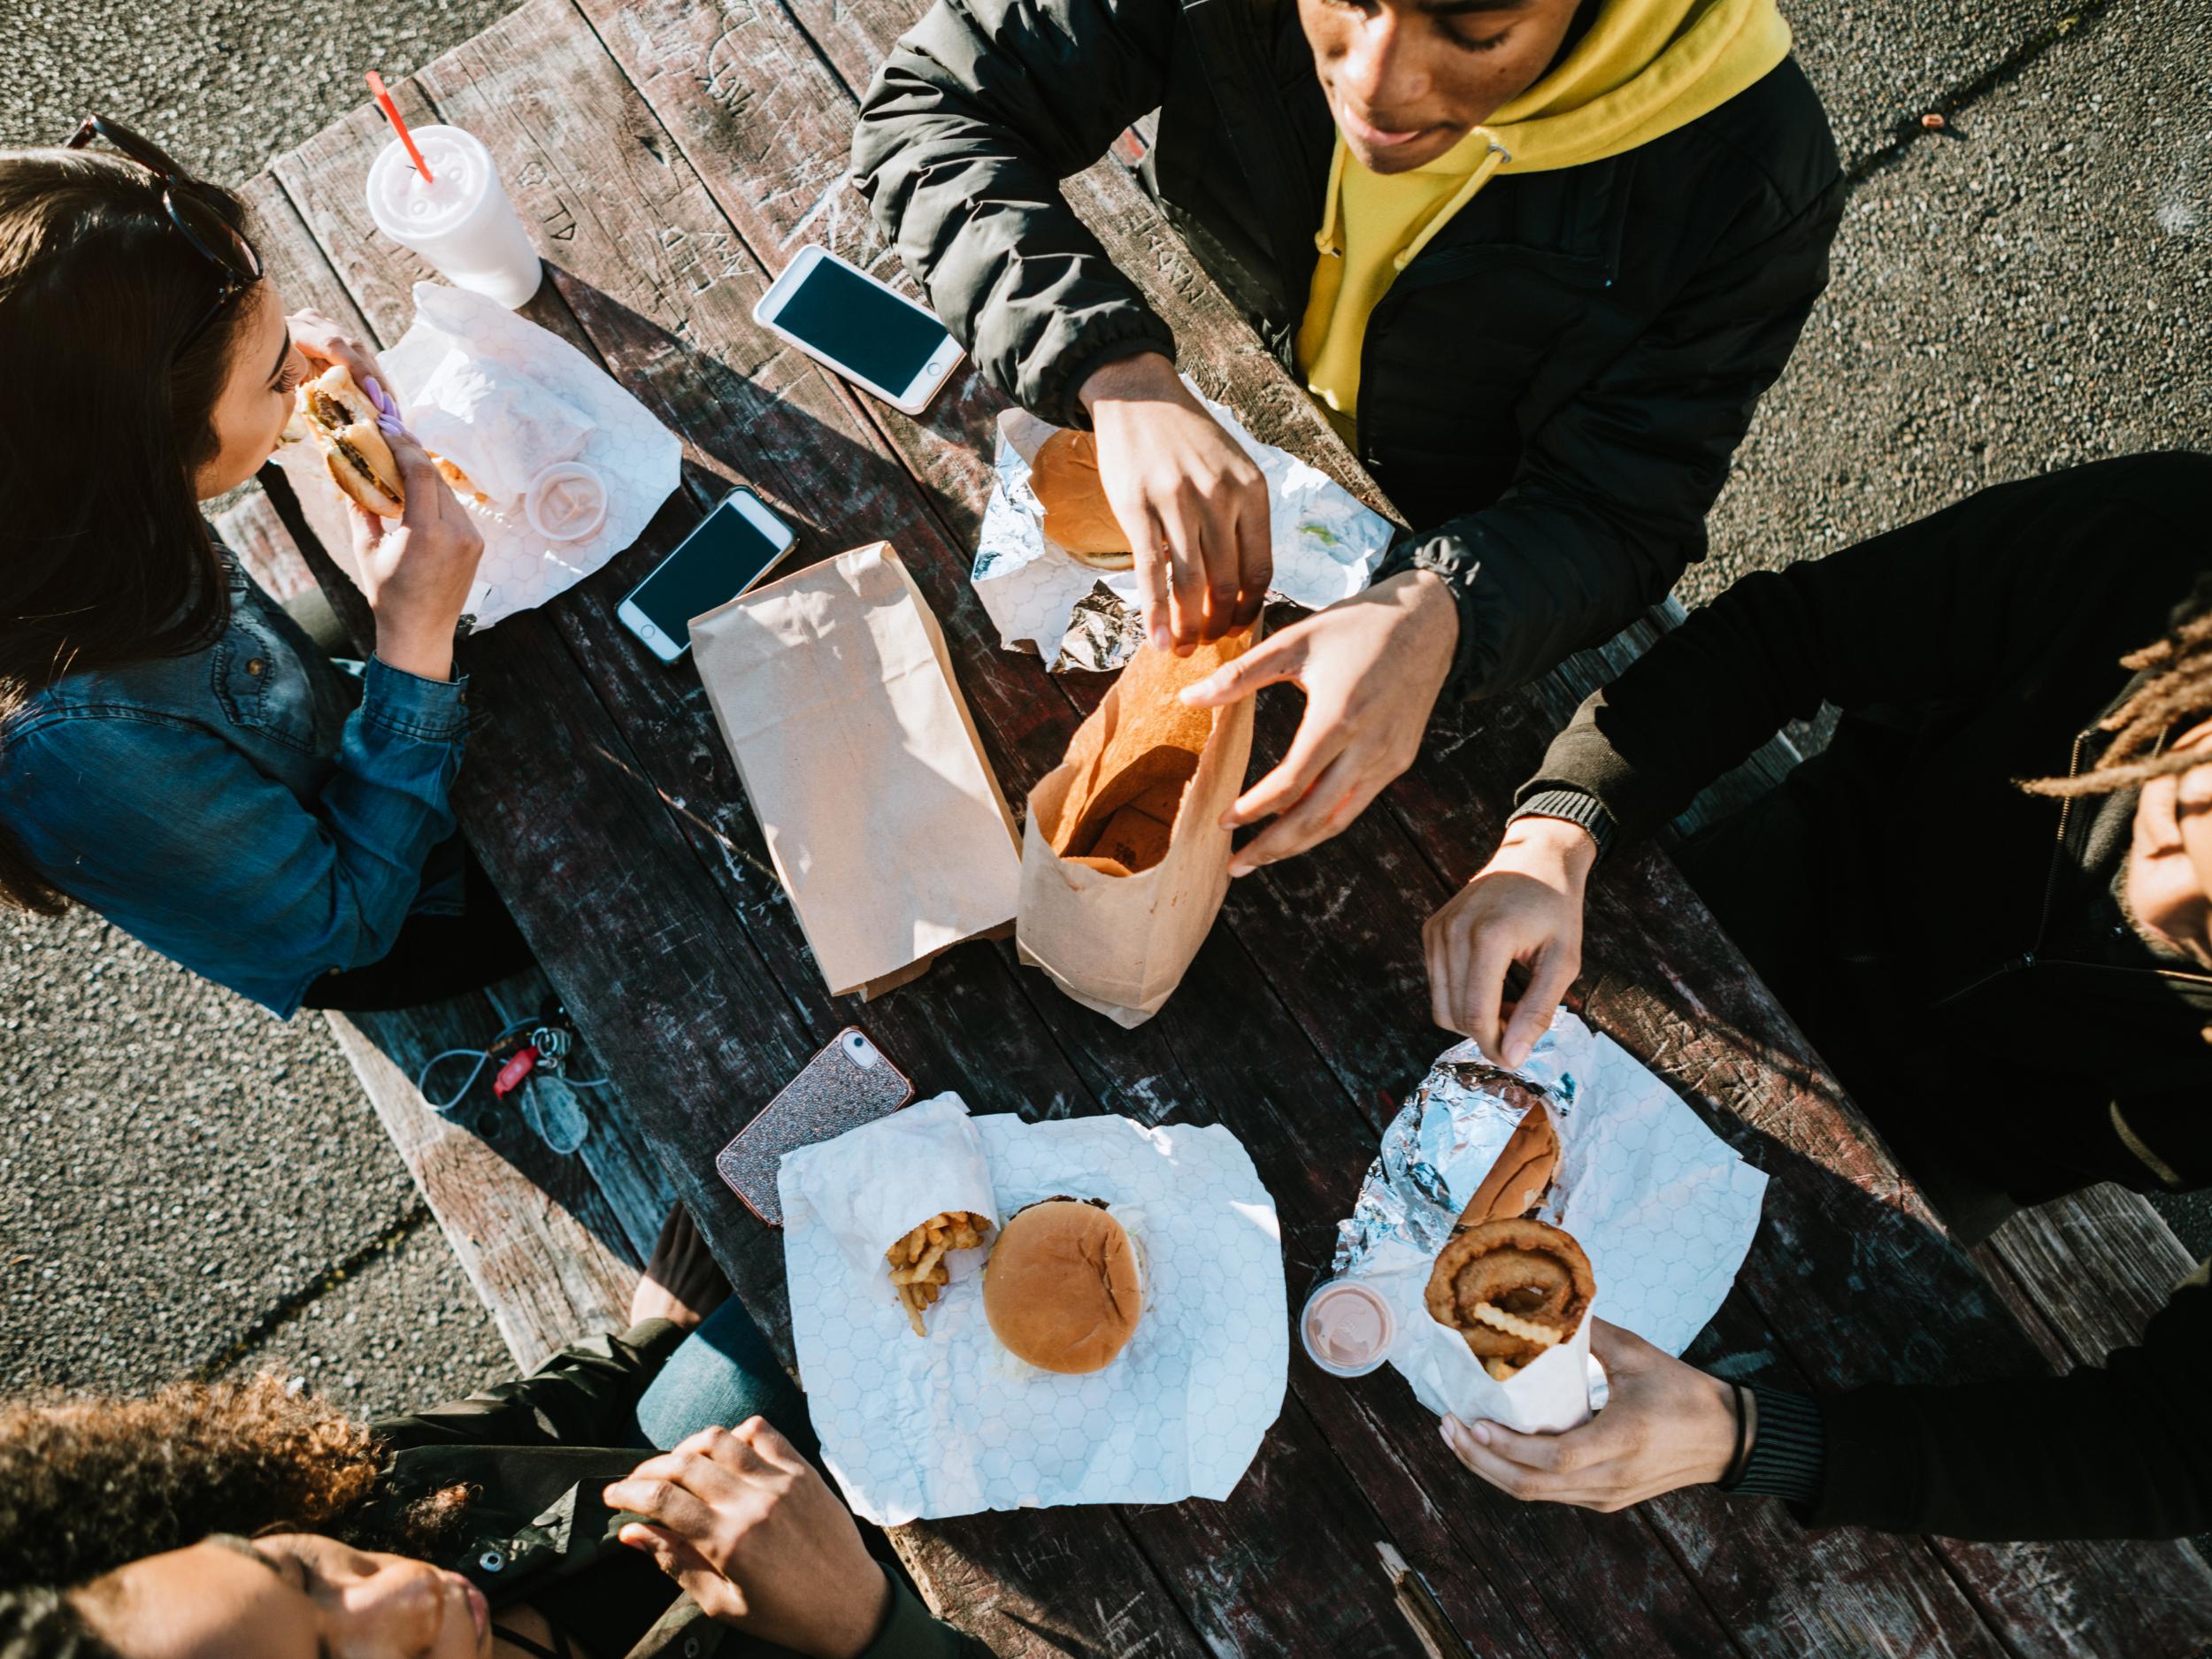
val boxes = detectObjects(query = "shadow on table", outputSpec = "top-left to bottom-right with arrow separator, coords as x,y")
328,961 -> 677,1294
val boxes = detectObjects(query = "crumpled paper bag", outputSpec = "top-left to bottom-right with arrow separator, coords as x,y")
1333,1015 -> 1768,1433
274,281 -> 680,630
780,1099 -> 1287,1524
972,384 -> 1394,671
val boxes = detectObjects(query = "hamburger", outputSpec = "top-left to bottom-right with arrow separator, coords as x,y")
288,365 -> 405,518
1029,430 -> 1133,571
982,1197 -> 1144,1372
1454,1093 -> 1559,1227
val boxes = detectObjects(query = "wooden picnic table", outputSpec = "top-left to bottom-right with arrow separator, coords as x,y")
242,0 -> 2212,1651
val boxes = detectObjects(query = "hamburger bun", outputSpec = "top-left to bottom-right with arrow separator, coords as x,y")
1455,1095 -> 1560,1227
295,365 -> 405,518
1030,430 -> 1133,570
982,1198 -> 1143,1372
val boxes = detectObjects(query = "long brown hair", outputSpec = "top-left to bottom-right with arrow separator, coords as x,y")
0,147 -> 262,913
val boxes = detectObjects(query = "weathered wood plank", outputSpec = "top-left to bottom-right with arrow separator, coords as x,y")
1972,1186 -> 2200,1369
211,488 -> 318,601
326,1000 -> 641,1371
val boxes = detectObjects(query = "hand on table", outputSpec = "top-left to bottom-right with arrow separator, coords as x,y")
605,1421 -> 892,1659
630,1203 -> 731,1332
1424,814 -> 1596,1065
1079,351 -> 1269,651
1179,568 -> 1458,874
1440,1321 -> 1741,1513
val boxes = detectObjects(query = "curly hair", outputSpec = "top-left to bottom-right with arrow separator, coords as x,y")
0,1590 -> 121,1659
2024,593 -> 2212,799
0,1373 -> 472,1595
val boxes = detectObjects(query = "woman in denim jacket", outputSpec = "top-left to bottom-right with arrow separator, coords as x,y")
0,121 -> 526,1016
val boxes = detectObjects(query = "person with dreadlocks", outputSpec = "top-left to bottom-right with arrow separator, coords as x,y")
1415,451 -> 2212,1537
0,1207 -> 987,1659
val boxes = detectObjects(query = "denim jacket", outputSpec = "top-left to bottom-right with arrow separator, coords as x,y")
0,547 -> 469,1015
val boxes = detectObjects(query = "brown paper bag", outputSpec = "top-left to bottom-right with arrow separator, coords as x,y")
1016,621 -> 1261,1026
690,542 -> 1022,999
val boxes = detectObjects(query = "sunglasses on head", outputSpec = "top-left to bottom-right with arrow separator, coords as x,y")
64,112 -> 264,351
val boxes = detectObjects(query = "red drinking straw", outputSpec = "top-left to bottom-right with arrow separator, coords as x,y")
365,71 -> 434,184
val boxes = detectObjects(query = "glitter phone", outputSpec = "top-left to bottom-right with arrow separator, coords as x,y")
716,1028 -> 914,1225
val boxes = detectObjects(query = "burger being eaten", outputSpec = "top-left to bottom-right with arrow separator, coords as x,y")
288,365 -> 406,518
982,1196 -> 1144,1372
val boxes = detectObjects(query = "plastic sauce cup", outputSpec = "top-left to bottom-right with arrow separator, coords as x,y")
526,463 -> 608,542
1300,1279 -> 1397,1378
365,126 -> 542,310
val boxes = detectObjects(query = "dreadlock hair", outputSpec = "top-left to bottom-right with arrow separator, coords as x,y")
2023,594 -> 2212,799
0,1374 -> 473,1597
0,1591 -> 121,1659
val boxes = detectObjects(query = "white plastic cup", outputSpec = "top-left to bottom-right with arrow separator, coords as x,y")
1300,1279 -> 1397,1378
365,126 -> 542,309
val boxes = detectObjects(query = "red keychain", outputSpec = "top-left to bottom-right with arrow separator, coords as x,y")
493,1045 -> 541,1098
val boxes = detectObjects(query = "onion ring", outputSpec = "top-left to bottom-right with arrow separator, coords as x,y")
1425,1217 -> 1594,1367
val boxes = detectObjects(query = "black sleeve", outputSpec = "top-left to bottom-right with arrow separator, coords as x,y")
1382,170 -> 1841,703
1802,1262 -> 2212,1540
851,0 -> 1179,428
371,1320 -> 686,1453
1518,453 -> 2212,846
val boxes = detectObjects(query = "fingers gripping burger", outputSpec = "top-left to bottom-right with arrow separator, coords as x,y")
288,365 -> 405,518
982,1197 -> 1144,1372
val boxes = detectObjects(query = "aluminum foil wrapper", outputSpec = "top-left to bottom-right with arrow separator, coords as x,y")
1334,1024 -> 1588,1280
970,394 -> 1395,672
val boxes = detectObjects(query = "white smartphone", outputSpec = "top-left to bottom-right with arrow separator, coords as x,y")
616,487 -> 797,664
752,246 -> 964,416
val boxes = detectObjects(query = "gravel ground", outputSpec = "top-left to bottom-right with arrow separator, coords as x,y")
2,0 -> 2208,1440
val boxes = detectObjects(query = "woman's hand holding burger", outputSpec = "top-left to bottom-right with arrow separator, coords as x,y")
288,310 -> 483,682
604,1421 -> 892,1659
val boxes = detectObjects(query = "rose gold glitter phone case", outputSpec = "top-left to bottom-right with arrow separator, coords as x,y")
716,1028 -> 914,1225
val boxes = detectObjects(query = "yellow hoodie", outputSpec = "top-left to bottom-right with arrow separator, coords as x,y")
1294,0 -> 1792,439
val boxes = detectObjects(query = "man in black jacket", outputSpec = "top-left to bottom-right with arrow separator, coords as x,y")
1425,453 -> 2212,1540
854,0 -> 1842,873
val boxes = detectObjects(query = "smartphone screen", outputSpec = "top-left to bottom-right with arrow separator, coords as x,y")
774,257 -> 951,396
626,495 -> 791,644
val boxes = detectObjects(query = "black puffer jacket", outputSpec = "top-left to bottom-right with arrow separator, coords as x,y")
853,0 -> 1843,699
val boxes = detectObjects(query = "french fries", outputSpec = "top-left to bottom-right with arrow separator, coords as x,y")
885,1209 -> 994,1337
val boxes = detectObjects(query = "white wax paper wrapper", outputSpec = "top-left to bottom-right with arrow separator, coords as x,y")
275,283 -> 680,630
972,388 -> 1394,671
406,348 -> 597,505
780,1094 -> 1001,1285
780,1100 -> 1287,1525
1333,1014 -> 1767,1433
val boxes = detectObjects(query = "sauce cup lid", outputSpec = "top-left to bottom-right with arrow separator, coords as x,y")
526,461 -> 607,542
1300,1279 -> 1396,1378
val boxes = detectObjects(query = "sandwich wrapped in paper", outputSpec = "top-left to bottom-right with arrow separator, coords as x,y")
691,542 -> 1023,999
1015,622 -> 1259,1026
1331,1015 -> 1768,1433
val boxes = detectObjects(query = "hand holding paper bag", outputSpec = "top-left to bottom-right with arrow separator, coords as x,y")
1016,621 -> 1261,1026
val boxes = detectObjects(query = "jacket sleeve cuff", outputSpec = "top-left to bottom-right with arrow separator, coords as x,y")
361,656 -> 470,742
1722,1386 -> 1826,1505
858,1572 -> 982,1659
1035,312 -> 1179,432
618,1317 -> 690,1369
1377,532 -> 1493,701
1507,789 -> 1617,864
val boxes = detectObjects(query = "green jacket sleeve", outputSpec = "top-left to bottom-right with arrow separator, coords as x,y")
1517,453 -> 2212,846
1806,1261 -> 2212,1540
1385,165 -> 1840,703
372,1320 -> 686,1454
857,1579 -> 995,1659
851,0 -> 1179,428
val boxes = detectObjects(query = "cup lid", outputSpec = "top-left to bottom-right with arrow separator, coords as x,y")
1301,1279 -> 1396,1378
526,462 -> 607,542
